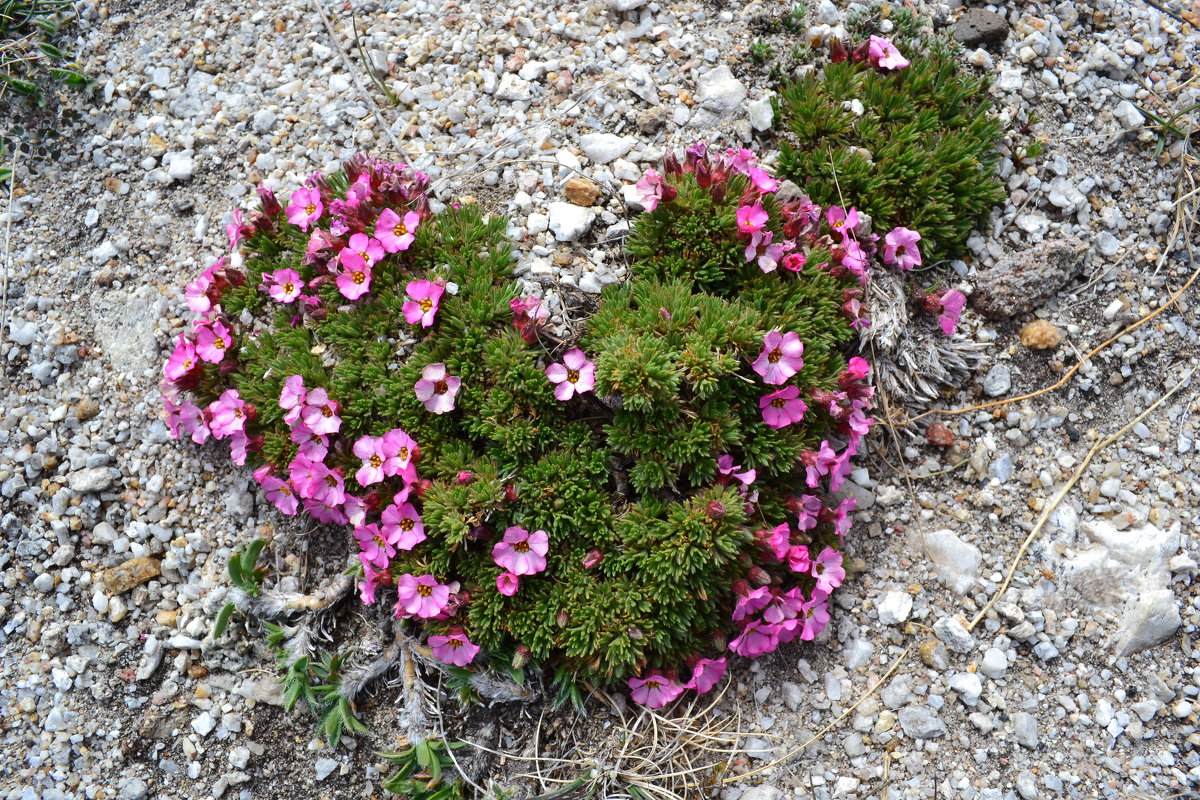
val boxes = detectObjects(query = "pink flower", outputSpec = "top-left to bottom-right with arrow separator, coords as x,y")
832,496 -> 856,543
286,186 -> 324,231
828,448 -> 854,492
355,523 -> 396,569
811,546 -> 846,594
683,657 -> 727,694
794,493 -> 824,531
635,169 -> 674,212
264,268 -> 305,303
226,209 -> 246,249
353,435 -> 389,486
414,363 -> 461,414
185,269 -> 215,315
339,233 -> 385,272
867,36 -> 910,70
304,498 -> 348,525
343,494 -> 368,527
882,227 -> 922,270
207,389 -> 249,439
402,279 -> 444,328
381,501 -> 426,550
729,619 -> 779,658
787,544 -> 812,574
843,356 -> 871,383
782,252 -> 807,272
766,523 -> 792,560
381,429 -> 418,477
336,262 -> 372,300
394,574 -> 451,619
628,674 -> 685,709
308,463 -> 347,507
289,421 -> 329,462
716,454 -> 756,488
744,230 -> 789,273
752,331 -> 805,385
938,289 -> 967,336
429,630 -> 480,667
825,206 -> 859,239
546,349 -> 596,401
359,557 -> 383,605
164,335 -> 199,382
375,208 -> 421,253
803,440 -> 839,488
733,586 -> 772,622
759,385 -> 808,429
176,400 -> 209,444
799,590 -> 831,640
496,571 -> 520,596
195,320 -> 233,363
746,168 -> 779,194
300,388 -> 341,436
492,526 -> 549,576
280,375 -> 307,425
736,204 -> 769,233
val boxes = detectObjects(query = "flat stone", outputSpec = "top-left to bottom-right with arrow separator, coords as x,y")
315,758 -> 339,781
952,8 -> 1008,49
1114,589 -> 1181,656
949,672 -> 983,706
1012,712 -> 1039,749
933,616 -> 976,653
970,238 -> 1088,319
982,364 -> 1012,397
691,65 -> 746,128
579,133 -> 636,164
191,711 -> 217,737
97,557 -> 161,594
979,647 -> 1008,679
876,590 -> 913,625
547,202 -> 593,242
899,705 -> 947,739
67,467 -> 116,493
922,529 -> 982,595
563,177 -> 602,206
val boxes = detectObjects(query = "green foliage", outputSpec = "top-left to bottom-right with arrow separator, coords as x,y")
380,740 -> 466,799
748,39 -> 774,66
774,12 -> 1004,262
211,538 -> 268,639
0,0 -> 92,106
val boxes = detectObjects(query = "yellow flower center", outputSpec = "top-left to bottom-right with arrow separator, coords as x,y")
358,251 -> 369,262
305,203 -> 316,215
767,348 -> 781,363
514,540 -> 530,553
393,222 -> 407,237
566,369 -> 580,384
213,337 -> 226,350
771,397 -> 786,409
646,680 -> 660,690
374,534 -> 386,548
416,583 -> 432,597
447,638 -> 462,649
234,407 -> 243,418
369,455 -> 382,468
399,518 -> 414,531
321,406 -> 333,418
397,447 -> 409,461
419,298 -> 432,312
282,282 -> 295,294
183,357 -> 193,370
353,270 -> 366,285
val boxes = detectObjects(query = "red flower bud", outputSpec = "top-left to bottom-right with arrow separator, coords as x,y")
456,470 -> 474,484
732,578 -> 751,597
829,37 -> 848,62
583,550 -> 603,568
512,644 -> 531,669
414,478 -> 432,498
748,565 -> 771,586
706,500 -> 727,519
504,484 -> 519,503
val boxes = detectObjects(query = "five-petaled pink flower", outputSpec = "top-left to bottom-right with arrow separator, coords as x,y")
286,187 -> 324,232
716,454 -> 756,488
265,268 -> 305,303
164,334 -> 198,382
207,389 -> 249,439
825,206 -> 859,239
429,629 -> 480,667
336,262 -> 372,300
381,501 -> 426,550
635,169 -> 673,212
759,385 -> 808,429
195,320 -> 233,363
339,232 -> 385,272
358,557 -> 383,605
403,280 -> 444,328
746,168 -> 779,194
259,475 -> 298,515
729,619 -> 778,658
882,227 -> 922,270
628,674 -> 684,709
938,289 -> 967,336
394,573 -> 451,619
802,440 -> 839,488
414,363 -> 461,414
744,230 -> 789,273
546,349 -> 596,401
683,657 -> 727,694
301,387 -> 342,435
353,435 -> 390,486
226,209 -> 246,250
375,208 -> 421,253
492,526 -> 549,576
355,523 -> 397,569
279,375 -> 306,424
868,36 -> 910,70
496,571 -> 520,596
811,546 -> 846,594
736,204 -> 769,233
752,331 -> 805,385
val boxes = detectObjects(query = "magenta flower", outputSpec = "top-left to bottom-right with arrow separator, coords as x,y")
736,204 -> 769,233
429,630 -> 480,667
303,498 -> 346,525
828,447 -> 854,492
837,239 -> 870,284
394,574 -> 451,619
746,168 -> 779,194
353,435 -> 389,486
414,363 -> 461,414
683,657 -> 727,694
308,463 -> 347,507
186,268 -> 215,314
811,546 -> 846,594
289,421 -> 329,462
803,440 -> 839,488
833,496 -> 857,543
882,226 -> 922,270
787,544 -> 812,574
359,557 -> 383,605
264,268 -> 305,303
343,494 -> 368,527
759,385 -> 808,429
301,388 -> 342,436
164,335 -> 199,382
226,209 -> 246,250
766,523 -> 792,560
938,289 -> 967,336
546,349 -> 596,401
336,262 -> 372,300
171,399 -> 207,444
207,389 -> 248,439
195,320 -> 233,363
355,523 -> 396,569
825,205 -> 859,239
744,230 -> 789,273
716,454 -> 756,488
339,233 -> 385,272
794,493 -> 823,531
279,375 -> 306,424
381,501 -> 426,550
381,429 -> 417,478
286,186 -> 324,231
843,356 -> 871,383
635,169 -> 674,212
729,619 -> 779,658
492,526 -> 549,576
799,590 -> 831,641
782,252 -> 807,272
376,208 -> 421,253
628,674 -> 685,709
496,571 -> 520,596
752,331 -> 805,385
868,36 -> 910,70
732,586 -> 772,622
403,279 -> 445,328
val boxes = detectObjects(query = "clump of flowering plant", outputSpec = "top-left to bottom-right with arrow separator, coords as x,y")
161,147 -> 880,716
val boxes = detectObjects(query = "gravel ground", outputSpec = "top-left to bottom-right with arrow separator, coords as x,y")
1,0 -> 1198,798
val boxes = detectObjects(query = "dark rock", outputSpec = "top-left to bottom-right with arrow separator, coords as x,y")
970,238 -> 1088,320
953,9 -> 1009,49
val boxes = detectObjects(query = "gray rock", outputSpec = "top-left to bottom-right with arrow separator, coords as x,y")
1017,770 -> 1038,800
949,672 -> 983,706
34,573 -> 55,593
44,707 -> 69,731
742,736 -> 774,760
579,133 -> 635,164
8,320 -> 37,346
494,73 -> 533,101
923,529 -> 982,595
876,590 -> 912,625
982,365 -> 1012,398
548,202 -> 593,242
899,705 -> 947,739
970,238 -> 1088,319
1114,589 -> 1180,656
167,154 -> 194,181
1033,641 -> 1060,660
781,681 -> 804,711
691,65 -> 746,127
315,758 -> 339,781
1113,100 -> 1144,132
1013,712 -> 1039,749
738,787 -> 781,800
605,0 -> 646,9
1131,699 -> 1159,722
120,778 -> 148,800
229,746 -> 251,770
989,452 -> 1014,482
813,0 -> 839,24
624,63 -> 658,105
933,616 -> 976,653
68,467 -> 115,493
979,647 -> 1008,679
1094,231 -> 1120,256
953,8 -> 1008,48
747,94 -> 774,132
252,108 -> 277,135
191,711 -> 217,737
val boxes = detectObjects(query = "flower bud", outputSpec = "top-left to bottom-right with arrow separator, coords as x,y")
456,470 -> 474,484
706,500 -> 727,519
731,578 -> 751,597
748,565 -> 772,586
512,644 -> 531,669
256,184 -> 282,217
413,478 -> 432,498
504,484 -> 519,503
556,610 -> 569,628
583,550 -> 603,569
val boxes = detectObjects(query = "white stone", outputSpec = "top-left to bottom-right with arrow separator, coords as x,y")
624,63 -> 658,105
251,108 -> 277,135
876,590 -> 912,625
832,777 -> 860,798
691,65 -> 747,127
605,0 -> 646,9
167,154 -> 194,181
738,787 -> 781,800
547,202 -> 593,242
949,672 -> 983,706
747,93 -> 775,131
922,529 -> 982,595
933,616 -> 975,653
495,73 -> 533,102
979,647 -> 1008,679
1113,100 -> 1144,132
191,711 -> 217,737
1114,589 -> 1181,656
579,133 -> 636,164
995,69 -> 1023,91
813,0 -> 840,24
579,273 -> 603,294
526,213 -> 549,234
612,158 -> 641,182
